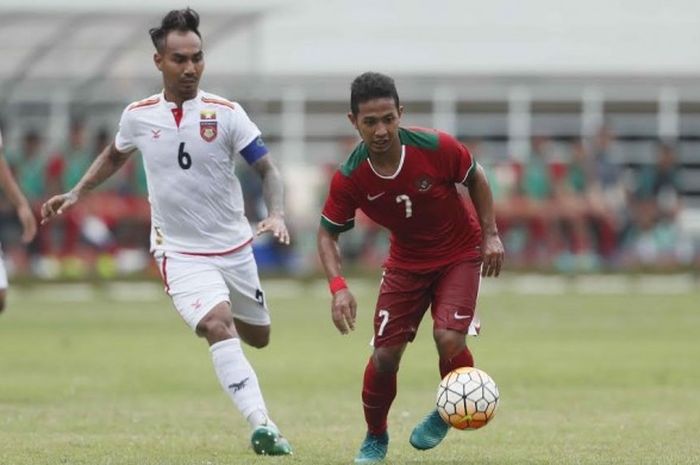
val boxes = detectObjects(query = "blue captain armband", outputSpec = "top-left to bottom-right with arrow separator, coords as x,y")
240,136 -> 269,164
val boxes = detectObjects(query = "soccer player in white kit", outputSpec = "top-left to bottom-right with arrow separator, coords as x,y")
41,8 -> 292,456
0,128 -> 38,313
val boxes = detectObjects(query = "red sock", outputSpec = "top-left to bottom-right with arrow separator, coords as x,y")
362,358 -> 397,435
439,347 -> 474,379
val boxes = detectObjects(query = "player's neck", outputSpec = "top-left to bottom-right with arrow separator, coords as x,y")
368,142 -> 402,176
163,88 -> 198,108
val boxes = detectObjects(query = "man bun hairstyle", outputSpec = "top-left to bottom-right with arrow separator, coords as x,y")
149,7 -> 201,52
350,72 -> 400,116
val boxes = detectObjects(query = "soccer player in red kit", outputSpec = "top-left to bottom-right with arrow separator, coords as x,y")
317,72 -> 504,463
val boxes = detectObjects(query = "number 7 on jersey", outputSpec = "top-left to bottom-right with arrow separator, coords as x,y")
396,194 -> 412,218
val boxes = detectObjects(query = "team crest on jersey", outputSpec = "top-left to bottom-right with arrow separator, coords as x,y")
415,174 -> 433,192
200,110 -> 217,142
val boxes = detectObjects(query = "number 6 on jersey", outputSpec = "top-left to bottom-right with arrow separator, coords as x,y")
178,142 -> 192,169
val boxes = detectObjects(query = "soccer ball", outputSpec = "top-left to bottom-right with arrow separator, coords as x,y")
436,367 -> 499,430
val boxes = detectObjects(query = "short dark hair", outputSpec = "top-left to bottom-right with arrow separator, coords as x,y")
149,8 -> 201,53
350,72 -> 400,115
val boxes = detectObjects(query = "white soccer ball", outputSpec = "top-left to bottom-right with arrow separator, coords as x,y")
436,367 -> 499,430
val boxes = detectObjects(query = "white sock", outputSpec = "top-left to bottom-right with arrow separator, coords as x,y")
210,338 -> 274,430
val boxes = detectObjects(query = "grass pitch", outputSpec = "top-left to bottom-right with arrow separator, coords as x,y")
1,278 -> 699,464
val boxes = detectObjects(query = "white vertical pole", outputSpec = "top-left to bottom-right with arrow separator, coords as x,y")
581,87 -> 604,139
432,86 -> 457,135
658,87 -> 679,142
281,86 -> 305,166
508,86 -> 530,162
48,90 -> 71,150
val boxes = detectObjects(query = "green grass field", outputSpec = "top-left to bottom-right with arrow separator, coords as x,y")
1,279 -> 699,465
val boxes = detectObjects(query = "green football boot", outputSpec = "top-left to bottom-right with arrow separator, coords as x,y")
251,424 -> 293,456
354,431 -> 389,463
409,409 -> 449,450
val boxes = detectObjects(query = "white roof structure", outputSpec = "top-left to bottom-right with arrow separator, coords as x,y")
1,0 -> 700,103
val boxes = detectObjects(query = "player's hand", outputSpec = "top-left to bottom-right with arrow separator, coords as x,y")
17,203 -> 37,243
256,213 -> 290,245
331,288 -> 357,335
40,191 -> 78,225
481,231 -> 504,277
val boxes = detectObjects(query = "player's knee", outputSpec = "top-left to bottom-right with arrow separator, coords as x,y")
234,320 -> 270,349
196,317 -> 233,342
0,292 -> 6,313
242,330 -> 269,349
434,330 -> 466,359
372,348 -> 402,373
247,336 -> 269,349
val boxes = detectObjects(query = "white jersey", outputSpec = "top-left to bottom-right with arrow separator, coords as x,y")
115,90 -> 264,254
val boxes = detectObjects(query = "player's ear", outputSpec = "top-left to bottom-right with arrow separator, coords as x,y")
153,53 -> 163,71
347,112 -> 358,129
398,105 -> 404,119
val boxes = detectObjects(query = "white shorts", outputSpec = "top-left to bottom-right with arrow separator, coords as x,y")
0,261 -> 7,290
154,244 -> 270,330
0,245 -> 6,290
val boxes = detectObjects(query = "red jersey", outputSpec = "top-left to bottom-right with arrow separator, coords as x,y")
321,127 -> 482,271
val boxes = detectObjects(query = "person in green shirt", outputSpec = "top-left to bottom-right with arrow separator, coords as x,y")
9,129 -> 47,202
61,120 -> 93,191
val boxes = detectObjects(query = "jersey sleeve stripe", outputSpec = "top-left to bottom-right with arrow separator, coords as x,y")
201,97 -> 235,109
320,215 -> 354,233
461,157 -> 477,184
128,97 -> 160,111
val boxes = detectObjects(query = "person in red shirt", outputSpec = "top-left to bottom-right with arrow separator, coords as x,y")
317,72 -> 504,463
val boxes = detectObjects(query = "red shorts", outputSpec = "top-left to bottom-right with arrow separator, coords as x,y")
372,258 -> 482,348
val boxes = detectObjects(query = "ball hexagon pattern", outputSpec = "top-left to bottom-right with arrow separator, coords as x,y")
436,367 -> 499,430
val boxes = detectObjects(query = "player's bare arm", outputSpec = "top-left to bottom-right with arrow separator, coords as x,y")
41,142 -> 135,224
465,163 -> 504,277
251,155 -> 290,245
317,227 -> 357,334
0,153 -> 37,243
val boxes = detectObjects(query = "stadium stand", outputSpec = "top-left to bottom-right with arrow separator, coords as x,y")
0,9 -> 698,276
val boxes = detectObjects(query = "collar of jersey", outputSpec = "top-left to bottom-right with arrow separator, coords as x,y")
160,89 -> 204,109
367,145 -> 406,180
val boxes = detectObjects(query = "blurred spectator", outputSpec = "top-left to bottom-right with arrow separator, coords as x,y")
94,126 -> 111,154
469,140 -> 528,264
563,139 -> 618,262
520,136 -> 595,267
624,142 -> 693,267
522,136 -> 554,202
591,125 -> 630,226
634,142 -> 682,221
41,119 -> 91,257
56,119 -> 92,191
5,129 -> 47,267
9,129 -> 49,202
